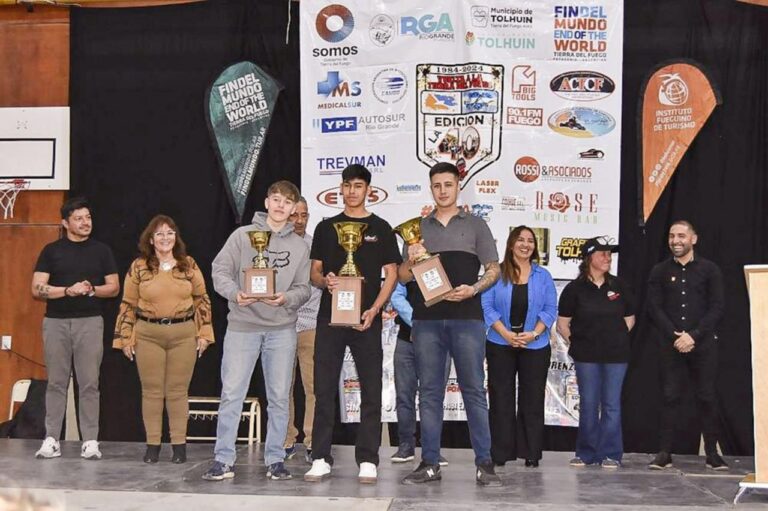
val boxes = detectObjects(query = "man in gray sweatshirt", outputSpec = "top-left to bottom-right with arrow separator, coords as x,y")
203,180 -> 311,482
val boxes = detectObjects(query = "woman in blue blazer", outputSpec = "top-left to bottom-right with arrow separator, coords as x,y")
481,226 -> 557,467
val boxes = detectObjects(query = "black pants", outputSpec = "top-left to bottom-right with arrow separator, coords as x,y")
486,341 -> 551,463
311,321 -> 383,466
659,338 -> 719,454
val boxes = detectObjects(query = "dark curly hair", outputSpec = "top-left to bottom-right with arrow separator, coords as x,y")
138,214 -> 189,273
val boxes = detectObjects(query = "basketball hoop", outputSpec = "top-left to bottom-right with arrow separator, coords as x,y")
0,179 -> 30,220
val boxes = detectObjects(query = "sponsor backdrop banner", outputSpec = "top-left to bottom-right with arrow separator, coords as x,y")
639,61 -> 720,225
301,1 -> 622,425
206,62 -> 282,223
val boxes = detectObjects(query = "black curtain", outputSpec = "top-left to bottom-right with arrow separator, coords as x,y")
70,0 -> 302,442
70,0 -> 768,454
619,0 -> 767,456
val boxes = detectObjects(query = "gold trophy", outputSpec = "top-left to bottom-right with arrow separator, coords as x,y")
330,222 -> 367,326
395,217 -> 453,307
243,230 -> 277,299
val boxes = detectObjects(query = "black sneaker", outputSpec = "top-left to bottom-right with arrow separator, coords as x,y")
476,462 -> 502,487
285,445 -> 297,460
402,462 -> 441,485
391,447 -> 415,463
706,453 -> 729,471
648,451 -> 673,470
304,449 -> 313,464
266,461 -> 292,480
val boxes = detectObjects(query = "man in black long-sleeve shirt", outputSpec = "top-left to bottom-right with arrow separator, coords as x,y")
646,220 -> 728,471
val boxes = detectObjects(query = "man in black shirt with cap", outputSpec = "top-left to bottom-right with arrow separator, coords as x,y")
647,220 -> 727,471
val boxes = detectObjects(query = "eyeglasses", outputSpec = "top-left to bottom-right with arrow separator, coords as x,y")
154,231 -> 176,238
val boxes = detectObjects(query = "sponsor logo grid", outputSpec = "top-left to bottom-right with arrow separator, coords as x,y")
301,0 -> 623,281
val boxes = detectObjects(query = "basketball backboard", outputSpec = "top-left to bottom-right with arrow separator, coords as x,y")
0,107 -> 70,190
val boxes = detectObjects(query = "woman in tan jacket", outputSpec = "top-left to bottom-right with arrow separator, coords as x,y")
114,214 -> 214,463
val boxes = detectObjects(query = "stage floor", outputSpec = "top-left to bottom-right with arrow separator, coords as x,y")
0,439 -> 766,510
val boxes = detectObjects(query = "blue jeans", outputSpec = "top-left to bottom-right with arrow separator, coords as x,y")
574,362 -> 628,464
412,319 -> 490,466
214,327 -> 297,466
393,337 -> 450,452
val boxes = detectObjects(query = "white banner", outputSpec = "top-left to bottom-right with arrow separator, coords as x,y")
301,0 -> 623,279
302,0 -> 622,426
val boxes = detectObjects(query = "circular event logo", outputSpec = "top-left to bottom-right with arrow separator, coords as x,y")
369,14 -> 395,46
372,68 -> 407,104
659,74 -> 689,106
514,156 -> 540,183
316,4 -> 355,43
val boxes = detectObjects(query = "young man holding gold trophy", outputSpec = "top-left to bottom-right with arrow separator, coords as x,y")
304,164 -> 401,484
203,180 -> 311,482
398,162 -> 502,487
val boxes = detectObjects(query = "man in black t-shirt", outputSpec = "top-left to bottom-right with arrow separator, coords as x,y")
304,165 -> 401,484
31,197 -> 119,460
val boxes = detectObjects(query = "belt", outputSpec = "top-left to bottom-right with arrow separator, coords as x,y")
137,313 -> 194,325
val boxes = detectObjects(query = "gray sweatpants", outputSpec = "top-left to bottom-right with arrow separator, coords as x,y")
42,316 -> 104,441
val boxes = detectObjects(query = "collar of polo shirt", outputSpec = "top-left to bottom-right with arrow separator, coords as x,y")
426,208 -> 469,221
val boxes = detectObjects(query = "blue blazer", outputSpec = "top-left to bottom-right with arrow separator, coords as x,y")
481,263 -> 557,349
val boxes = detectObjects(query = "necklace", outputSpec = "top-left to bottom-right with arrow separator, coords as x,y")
160,260 -> 174,272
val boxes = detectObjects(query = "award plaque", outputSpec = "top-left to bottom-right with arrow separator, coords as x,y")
330,222 -> 367,326
394,217 -> 454,307
243,230 -> 277,299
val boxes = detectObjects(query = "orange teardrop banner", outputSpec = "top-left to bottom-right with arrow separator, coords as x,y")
639,61 -> 721,225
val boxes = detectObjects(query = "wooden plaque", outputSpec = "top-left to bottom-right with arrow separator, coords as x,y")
412,254 -> 453,307
331,276 -> 364,326
243,267 -> 277,299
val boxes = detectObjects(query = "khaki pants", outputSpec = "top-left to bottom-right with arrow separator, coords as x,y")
134,320 -> 197,445
284,329 -> 316,448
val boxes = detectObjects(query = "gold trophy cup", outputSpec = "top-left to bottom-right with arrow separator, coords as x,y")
330,222 -> 367,326
243,230 -> 277,299
394,217 -> 453,307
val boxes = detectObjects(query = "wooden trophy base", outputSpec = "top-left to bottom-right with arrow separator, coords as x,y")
243,267 -> 277,300
331,276 -> 365,327
412,254 -> 453,307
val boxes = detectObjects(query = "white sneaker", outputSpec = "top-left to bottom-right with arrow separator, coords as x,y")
81,440 -> 102,460
358,462 -> 377,484
35,437 -> 61,459
304,459 -> 331,482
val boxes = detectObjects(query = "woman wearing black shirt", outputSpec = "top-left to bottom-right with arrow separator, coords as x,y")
556,237 -> 635,469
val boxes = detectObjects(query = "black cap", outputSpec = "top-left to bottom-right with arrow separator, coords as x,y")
582,237 -> 618,258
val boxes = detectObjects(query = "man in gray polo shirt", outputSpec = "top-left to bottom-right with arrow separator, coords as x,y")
398,162 -> 502,486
